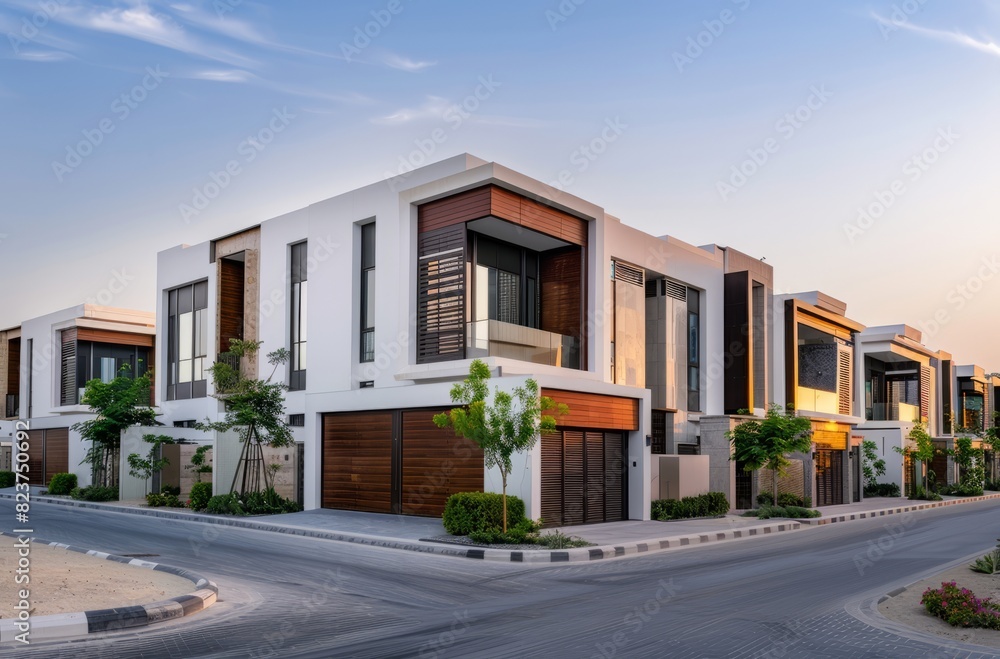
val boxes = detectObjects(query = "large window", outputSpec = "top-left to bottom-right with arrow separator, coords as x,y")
360,222 -> 376,362
167,281 -> 208,401
473,234 -> 539,328
687,288 -> 701,412
289,241 -> 308,390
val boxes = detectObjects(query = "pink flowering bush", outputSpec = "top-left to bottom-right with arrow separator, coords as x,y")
921,581 -> 1000,628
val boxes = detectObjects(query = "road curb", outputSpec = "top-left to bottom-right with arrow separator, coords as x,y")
795,493 -> 1000,526
0,532 -> 218,643
0,493 -> 803,563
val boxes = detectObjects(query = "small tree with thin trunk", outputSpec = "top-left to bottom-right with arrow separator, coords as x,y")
433,360 -> 567,532
727,404 -> 813,506
127,433 -> 175,496
894,421 -> 937,489
199,339 -> 293,496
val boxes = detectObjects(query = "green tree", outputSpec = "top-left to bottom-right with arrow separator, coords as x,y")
199,339 -> 293,496
72,365 -> 160,487
433,359 -> 567,532
127,434 -> 175,496
861,439 -> 887,488
187,445 -> 213,483
894,422 -> 937,489
950,435 -> 985,492
727,404 -> 813,505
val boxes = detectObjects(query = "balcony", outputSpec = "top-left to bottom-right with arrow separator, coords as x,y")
867,402 -> 921,423
4,394 -> 17,418
466,320 -> 579,369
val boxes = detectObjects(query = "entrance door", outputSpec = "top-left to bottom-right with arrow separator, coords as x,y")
541,430 -> 626,526
815,449 -> 844,506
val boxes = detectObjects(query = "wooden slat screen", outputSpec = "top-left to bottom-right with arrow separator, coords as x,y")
417,185 -> 588,247
540,431 -> 563,526
60,329 -> 77,406
43,428 -> 68,484
75,328 -> 154,347
562,430 -> 585,525
603,432 -> 625,522
7,337 -> 20,392
542,389 -> 639,431
838,349 -> 852,416
321,412 -> 393,513
539,247 -> 583,345
920,365 -> 931,422
218,257 -> 245,353
585,431 -> 604,523
401,409 -> 484,517
416,225 -> 466,363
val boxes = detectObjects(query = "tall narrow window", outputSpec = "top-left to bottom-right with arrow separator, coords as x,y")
167,281 -> 208,401
687,288 -> 701,412
360,222 -> 376,363
289,241 -> 308,390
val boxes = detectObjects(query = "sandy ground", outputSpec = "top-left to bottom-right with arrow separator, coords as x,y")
880,561 -> 1000,648
0,542 -> 194,617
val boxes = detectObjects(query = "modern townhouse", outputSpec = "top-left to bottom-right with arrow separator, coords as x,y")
16,304 -> 155,487
155,154 -> 787,524
766,291 -> 865,507
852,324 -> 952,493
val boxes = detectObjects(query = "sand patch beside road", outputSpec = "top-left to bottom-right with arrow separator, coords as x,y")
0,542 -> 194,617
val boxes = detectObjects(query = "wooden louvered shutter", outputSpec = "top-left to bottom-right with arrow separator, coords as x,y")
60,329 -> 77,406
585,431 -> 605,523
416,225 -> 466,363
562,431 -> 585,525
541,431 -> 563,526
920,366 -> 931,423
837,348 -> 852,416
604,432 -> 625,522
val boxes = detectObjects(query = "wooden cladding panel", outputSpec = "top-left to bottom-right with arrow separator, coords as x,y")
401,409 -> 484,517
75,328 -> 154,348
539,247 -> 582,341
542,389 -> 639,431
7,337 -> 20,392
219,258 -> 246,353
322,412 -> 393,513
23,430 -> 44,486
418,185 -> 588,247
43,428 -> 68,484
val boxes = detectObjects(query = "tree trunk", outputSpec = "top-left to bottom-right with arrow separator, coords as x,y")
772,467 -> 779,505
501,470 -> 508,533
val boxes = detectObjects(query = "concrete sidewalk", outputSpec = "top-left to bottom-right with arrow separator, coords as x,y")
3,488 -> 999,564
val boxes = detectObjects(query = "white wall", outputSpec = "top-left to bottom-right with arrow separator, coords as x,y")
854,424 -> 911,491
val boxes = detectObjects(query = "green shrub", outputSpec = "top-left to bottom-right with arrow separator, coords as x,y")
160,484 -> 181,496
468,518 -> 541,544
47,473 -> 77,495
189,482 -> 212,511
746,504 -> 820,520
442,492 -> 527,535
922,581 -> 1000,628
69,485 -> 118,502
971,544 -> 1000,574
757,492 -> 812,508
0,471 -> 16,488
909,485 -> 943,501
938,483 -> 984,497
864,482 -> 901,498
651,492 -> 729,521
536,530 -> 591,549
146,492 -> 184,507
204,488 -> 300,516
985,479 -> 1000,492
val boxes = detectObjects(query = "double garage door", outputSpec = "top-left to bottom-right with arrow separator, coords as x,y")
321,409 -> 483,517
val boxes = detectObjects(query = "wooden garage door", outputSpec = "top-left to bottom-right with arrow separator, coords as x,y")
43,428 -> 68,485
541,430 -> 626,526
23,430 -> 45,486
401,410 -> 484,517
322,412 -> 393,513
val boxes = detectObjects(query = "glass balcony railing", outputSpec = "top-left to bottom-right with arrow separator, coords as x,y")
867,402 -> 921,422
467,319 -> 580,369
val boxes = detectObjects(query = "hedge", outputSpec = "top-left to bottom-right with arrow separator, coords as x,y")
651,492 -> 729,521
442,492 -> 527,535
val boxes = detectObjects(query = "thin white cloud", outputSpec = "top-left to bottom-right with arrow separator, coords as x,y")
874,13 -> 1000,58
189,68 -> 255,83
15,50 -> 75,62
381,52 -> 436,72
371,96 -> 451,125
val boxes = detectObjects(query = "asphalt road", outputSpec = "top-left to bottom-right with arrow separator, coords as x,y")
5,498 -> 1000,658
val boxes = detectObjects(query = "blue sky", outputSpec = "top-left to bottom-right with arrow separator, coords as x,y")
1,0 -> 999,367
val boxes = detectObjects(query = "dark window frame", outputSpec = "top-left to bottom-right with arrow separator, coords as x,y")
687,288 -> 701,412
360,222 -> 376,363
166,280 -> 209,401
289,241 -> 308,391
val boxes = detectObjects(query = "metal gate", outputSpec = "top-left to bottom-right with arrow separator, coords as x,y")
815,450 -> 844,506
